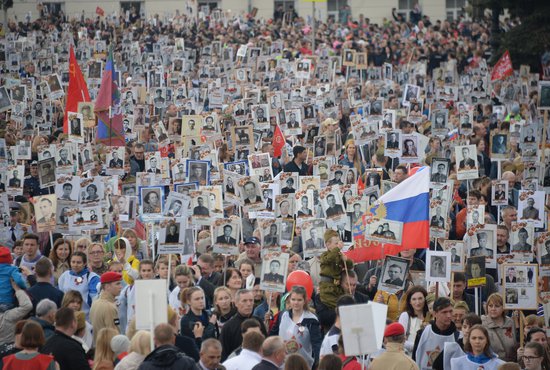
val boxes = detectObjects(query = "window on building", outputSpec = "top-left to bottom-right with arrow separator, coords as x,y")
446,0 -> 466,21
274,0 -> 295,12
198,0 -> 220,13
121,1 -> 142,17
327,0 -> 348,22
397,0 -> 415,20
42,2 -> 64,17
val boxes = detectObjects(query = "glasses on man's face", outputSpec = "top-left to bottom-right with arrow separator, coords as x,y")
524,356 -> 541,361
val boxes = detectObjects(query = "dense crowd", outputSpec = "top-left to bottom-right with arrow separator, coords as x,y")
0,3 -> 548,370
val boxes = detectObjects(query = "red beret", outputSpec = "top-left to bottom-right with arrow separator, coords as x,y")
100,271 -> 122,284
384,322 -> 405,337
0,246 -> 13,264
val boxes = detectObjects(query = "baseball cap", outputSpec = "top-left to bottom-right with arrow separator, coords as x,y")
244,237 -> 261,245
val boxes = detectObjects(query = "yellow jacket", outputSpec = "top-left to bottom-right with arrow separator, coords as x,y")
374,290 -> 401,321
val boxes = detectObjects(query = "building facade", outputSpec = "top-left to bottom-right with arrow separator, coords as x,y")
7,0 -> 467,26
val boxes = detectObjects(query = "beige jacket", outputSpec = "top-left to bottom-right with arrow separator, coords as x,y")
481,315 -> 518,362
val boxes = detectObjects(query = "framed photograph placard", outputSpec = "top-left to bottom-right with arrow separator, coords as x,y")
502,263 -> 538,310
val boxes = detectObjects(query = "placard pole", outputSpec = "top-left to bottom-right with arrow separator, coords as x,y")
474,287 -> 479,316
149,290 -> 155,352
167,253 -> 172,292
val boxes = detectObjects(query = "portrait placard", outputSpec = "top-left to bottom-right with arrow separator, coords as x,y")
260,252 -> 289,293
503,263 -> 538,310
378,256 -> 410,294
426,250 -> 451,283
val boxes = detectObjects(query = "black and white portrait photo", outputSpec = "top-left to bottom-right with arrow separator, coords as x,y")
426,251 -> 451,282
140,186 -> 164,216
455,145 -> 479,180
378,256 -> 410,294
517,190 -> 545,228
187,160 -> 210,186
430,159 -> 450,183
260,252 -> 289,293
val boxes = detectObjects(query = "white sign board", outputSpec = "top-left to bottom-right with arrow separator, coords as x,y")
135,279 -> 168,330
339,302 -> 388,356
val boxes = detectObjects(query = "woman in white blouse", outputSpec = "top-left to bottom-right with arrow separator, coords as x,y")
398,286 -> 429,354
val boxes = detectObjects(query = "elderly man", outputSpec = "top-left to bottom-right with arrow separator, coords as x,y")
198,338 -> 223,370
31,299 -> 56,339
251,336 -> 286,370
220,289 -> 267,360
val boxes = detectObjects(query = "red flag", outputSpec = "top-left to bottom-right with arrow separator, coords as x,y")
96,6 -> 105,16
357,175 -> 365,193
272,124 -> 285,157
491,50 -> 513,81
63,46 -> 90,133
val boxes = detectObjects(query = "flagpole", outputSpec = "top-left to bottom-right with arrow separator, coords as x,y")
109,106 -> 112,147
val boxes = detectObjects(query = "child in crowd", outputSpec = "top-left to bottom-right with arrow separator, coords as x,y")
319,230 -> 353,309
0,246 -> 27,311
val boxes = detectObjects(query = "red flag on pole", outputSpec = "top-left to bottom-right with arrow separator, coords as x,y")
63,46 -> 90,133
491,50 -> 513,81
96,6 -> 105,16
272,124 -> 285,157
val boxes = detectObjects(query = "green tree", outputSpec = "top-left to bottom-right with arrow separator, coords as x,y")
473,0 -> 550,70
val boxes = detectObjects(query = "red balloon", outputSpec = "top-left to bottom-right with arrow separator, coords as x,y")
286,270 -> 314,299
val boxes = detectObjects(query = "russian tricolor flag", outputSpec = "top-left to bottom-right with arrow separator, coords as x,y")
346,167 -> 430,262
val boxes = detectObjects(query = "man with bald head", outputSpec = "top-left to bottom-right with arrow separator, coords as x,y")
251,336 -> 286,370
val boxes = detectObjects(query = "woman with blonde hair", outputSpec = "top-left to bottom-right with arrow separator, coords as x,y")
339,139 -> 365,176
92,328 -> 119,370
74,237 -> 92,253
482,293 -> 517,362
122,229 -> 148,260
211,286 -> 236,334
31,134 -> 49,154
114,331 -> 151,370
49,238 -> 72,285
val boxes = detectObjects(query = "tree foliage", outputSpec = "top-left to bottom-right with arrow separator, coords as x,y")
474,0 -> 550,70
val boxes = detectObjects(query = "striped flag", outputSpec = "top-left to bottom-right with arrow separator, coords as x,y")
94,47 -> 125,146
346,166 -> 430,262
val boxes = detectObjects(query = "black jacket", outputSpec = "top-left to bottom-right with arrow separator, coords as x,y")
251,359 -> 280,370
27,282 -> 64,312
40,330 -> 90,370
137,345 -> 199,370
220,312 -> 267,361
174,334 -> 199,361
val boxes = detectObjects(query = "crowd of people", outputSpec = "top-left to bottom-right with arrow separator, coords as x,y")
0,2 -> 548,370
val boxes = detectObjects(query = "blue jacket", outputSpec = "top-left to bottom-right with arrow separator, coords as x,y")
0,264 -> 27,305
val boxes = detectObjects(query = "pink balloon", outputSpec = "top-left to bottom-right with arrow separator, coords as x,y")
286,270 -> 314,299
